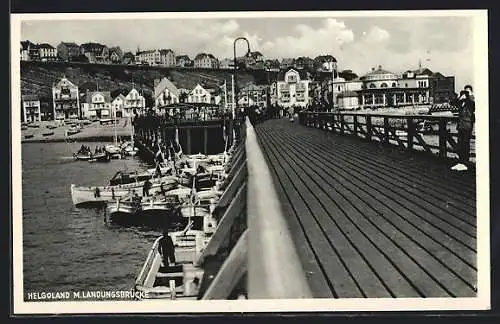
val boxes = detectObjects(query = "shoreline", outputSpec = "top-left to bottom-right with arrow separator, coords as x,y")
21,135 -> 132,144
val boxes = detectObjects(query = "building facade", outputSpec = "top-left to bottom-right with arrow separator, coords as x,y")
109,47 -> 123,64
187,84 -> 212,104
37,43 -> 58,62
111,94 -> 126,117
176,55 -> 193,67
135,49 -> 160,66
123,88 -> 145,116
80,43 -> 109,64
219,58 -> 234,69
154,77 -> 180,108
21,95 -> 41,122
56,42 -> 81,62
159,49 -> 176,67
81,91 -> 112,119
122,52 -> 135,65
240,83 -> 268,108
194,53 -> 219,69
276,68 -> 312,108
52,77 -> 80,120
20,41 -> 36,61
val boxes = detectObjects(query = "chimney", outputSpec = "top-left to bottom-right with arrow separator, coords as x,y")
371,67 -> 375,71
378,65 -> 382,69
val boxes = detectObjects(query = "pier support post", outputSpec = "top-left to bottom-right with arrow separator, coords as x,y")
438,119 -> 447,159
406,117 -> 415,151
186,128 -> 192,155
366,115 -> 372,141
383,117 -> 390,145
204,127 -> 208,155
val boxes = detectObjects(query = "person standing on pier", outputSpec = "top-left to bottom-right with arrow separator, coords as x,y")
142,178 -> 152,197
158,229 -> 176,266
451,86 -> 475,171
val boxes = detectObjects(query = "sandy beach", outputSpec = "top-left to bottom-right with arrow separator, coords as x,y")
20,118 -> 134,143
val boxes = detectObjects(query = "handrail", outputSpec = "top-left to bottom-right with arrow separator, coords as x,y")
135,236 -> 162,287
244,117 -> 312,299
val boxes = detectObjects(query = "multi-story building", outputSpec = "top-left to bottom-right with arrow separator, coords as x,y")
154,77 -> 180,108
332,77 -> 363,109
429,71 -> 455,104
193,53 -> 219,69
187,84 -> 213,104
295,56 -> 315,71
122,52 -> 135,65
20,40 -> 36,61
264,59 -> 280,72
176,55 -> 193,67
240,83 -> 268,108
135,49 -> 160,66
111,94 -> 126,117
159,49 -> 176,67
56,42 -> 81,62
109,46 -> 123,64
219,58 -> 234,69
123,88 -> 145,116
37,43 -> 58,62
21,95 -> 41,122
276,68 -> 312,108
52,77 -> 80,120
81,90 -> 112,120
80,42 -> 109,64
280,58 -> 295,70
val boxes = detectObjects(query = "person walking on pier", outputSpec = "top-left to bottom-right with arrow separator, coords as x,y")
451,86 -> 475,172
142,178 -> 152,197
159,229 -> 176,266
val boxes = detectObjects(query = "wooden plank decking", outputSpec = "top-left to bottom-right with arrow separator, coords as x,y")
255,118 -> 477,298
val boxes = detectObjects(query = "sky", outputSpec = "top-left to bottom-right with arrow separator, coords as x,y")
21,15 -> 475,91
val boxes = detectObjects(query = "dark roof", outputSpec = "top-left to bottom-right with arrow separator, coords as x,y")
160,49 -> 175,55
277,67 -> 310,80
314,55 -> 337,63
176,55 -> 191,60
59,42 -> 80,48
194,53 -> 217,61
20,40 -> 35,50
123,52 -> 135,57
361,66 -> 397,79
38,43 -> 55,49
80,42 -> 107,53
22,94 -> 39,101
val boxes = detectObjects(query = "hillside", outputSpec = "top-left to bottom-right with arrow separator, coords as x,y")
20,61 -> 276,103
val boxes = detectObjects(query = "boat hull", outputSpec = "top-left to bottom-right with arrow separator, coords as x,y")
70,177 -> 178,207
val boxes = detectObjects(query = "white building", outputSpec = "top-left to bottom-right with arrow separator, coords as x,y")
21,95 -> 41,122
52,77 -> 80,120
154,77 -> 180,108
276,68 -> 312,108
81,91 -> 112,120
123,88 -> 146,116
111,94 -> 126,117
187,84 -> 212,104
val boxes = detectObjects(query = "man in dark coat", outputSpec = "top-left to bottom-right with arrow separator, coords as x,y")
451,86 -> 475,171
158,230 -> 176,266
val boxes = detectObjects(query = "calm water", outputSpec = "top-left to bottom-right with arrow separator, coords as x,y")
22,141 -> 160,293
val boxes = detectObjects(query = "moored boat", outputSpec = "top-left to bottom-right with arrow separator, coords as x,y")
42,131 -> 54,136
24,133 -> 34,139
106,199 -> 141,222
88,152 -> 110,163
70,176 -> 178,207
66,127 -> 80,136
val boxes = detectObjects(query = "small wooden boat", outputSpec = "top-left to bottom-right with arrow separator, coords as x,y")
21,125 -> 28,131
70,176 -> 178,207
46,124 -> 58,129
105,144 -> 122,159
139,195 -> 182,223
134,236 -> 204,300
108,170 -> 153,186
73,152 -> 92,161
106,199 -> 141,221
28,123 -> 40,128
88,152 -> 110,163
42,131 -> 54,136
24,133 -> 34,139
66,127 -> 80,136
165,187 -> 193,204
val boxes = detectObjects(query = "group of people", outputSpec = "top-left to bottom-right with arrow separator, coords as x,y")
76,144 -> 108,155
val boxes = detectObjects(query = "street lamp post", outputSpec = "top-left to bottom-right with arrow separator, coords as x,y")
233,37 -> 251,120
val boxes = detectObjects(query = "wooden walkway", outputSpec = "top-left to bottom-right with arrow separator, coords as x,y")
255,118 -> 477,298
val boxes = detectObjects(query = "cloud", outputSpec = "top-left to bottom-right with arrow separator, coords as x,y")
257,18 -> 355,59
361,26 -> 390,44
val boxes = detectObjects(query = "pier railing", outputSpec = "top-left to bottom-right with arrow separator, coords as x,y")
299,111 -> 476,160
199,117 -> 312,299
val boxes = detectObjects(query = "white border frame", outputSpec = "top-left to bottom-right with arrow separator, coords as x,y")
11,10 -> 490,314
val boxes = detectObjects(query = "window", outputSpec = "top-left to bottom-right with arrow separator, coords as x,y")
381,83 -> 388,88
392,82 -> 396,87
369,83 -> 376,88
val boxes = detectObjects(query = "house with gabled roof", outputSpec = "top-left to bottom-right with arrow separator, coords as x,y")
194,53 -> 219,69
52,76 -> 80,120
176,55 -> 193,67
57,42 -> 81,62
80,42 -> 109,64
159,49 -> 176,67
154,77 -> 180,108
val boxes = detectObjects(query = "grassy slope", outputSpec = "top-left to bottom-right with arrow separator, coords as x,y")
20,61 -> 273,102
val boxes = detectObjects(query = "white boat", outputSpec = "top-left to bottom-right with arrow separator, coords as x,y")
134,236 -> 204,300
194,189 -> 222,215
105,144 -> 122,159
165,187 -> 193,204
140,195 -> 181,217
106,199 -> 141,219
70,176 -> 178,207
